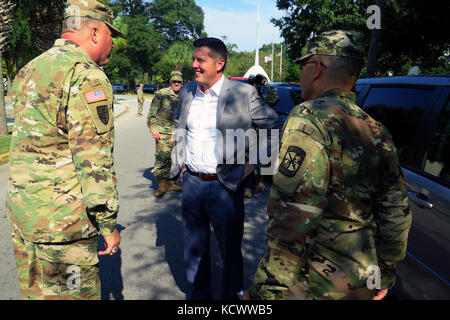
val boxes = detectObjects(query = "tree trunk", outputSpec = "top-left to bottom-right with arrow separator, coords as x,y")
0,53 -> 9,136
4,53 -> 15,96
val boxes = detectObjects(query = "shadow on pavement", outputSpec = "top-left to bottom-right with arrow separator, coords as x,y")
123,168 -> 269,299
155,213 -> 192,297
98,224 -> 126,300
143,167 -> 158,190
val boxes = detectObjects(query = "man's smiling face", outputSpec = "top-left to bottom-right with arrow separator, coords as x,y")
192,46 -> 224,92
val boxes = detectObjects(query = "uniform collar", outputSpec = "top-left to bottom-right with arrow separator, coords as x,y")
319,88 -> 357,103
53,39 -> 95,64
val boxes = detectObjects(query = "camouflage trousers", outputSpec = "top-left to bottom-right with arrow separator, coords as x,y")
137,101 -> 144,115
151,133 -> 174,180
11,231 -> 101,300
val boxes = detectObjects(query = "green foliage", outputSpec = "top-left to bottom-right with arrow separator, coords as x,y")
104,14 -> 164,88
105,0 -> 205,85
112,0 -> 149,16
273,0 -> 368,61
151,74 -> 165,85
152,40 -> 194,82
273,0 -> 450,76
148,0 -> 204,44
377,0 -> 450,75
0,135 -> 11,153
421,61 -> 450,75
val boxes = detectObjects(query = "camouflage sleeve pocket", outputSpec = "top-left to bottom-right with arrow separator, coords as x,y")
81,86 -> 114,134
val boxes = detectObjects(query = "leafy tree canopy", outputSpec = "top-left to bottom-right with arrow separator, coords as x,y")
148,0 -> 204,44
273,0 -> 449,76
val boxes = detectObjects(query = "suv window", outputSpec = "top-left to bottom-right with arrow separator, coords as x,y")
361,86 -> 435,163
273,87 -> 303,115
424,99 -> 450,184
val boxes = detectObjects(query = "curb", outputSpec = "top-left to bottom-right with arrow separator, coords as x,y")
114,102 -> 129,119
0,103 -> 131,166
0,152 -> 9,166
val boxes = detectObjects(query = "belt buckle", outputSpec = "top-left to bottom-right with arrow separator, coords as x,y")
199,172 -> 214,181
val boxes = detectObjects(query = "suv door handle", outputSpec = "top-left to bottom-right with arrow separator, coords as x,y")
407,191 -> 433,209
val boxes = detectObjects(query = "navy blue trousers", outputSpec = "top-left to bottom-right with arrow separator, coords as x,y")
182,170 -> 245,300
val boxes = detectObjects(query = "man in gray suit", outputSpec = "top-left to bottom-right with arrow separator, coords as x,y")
170,37 -> 283,300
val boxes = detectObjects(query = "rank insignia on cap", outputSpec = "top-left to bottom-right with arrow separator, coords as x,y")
279,146 -> 306,177
84,88 -> 107,103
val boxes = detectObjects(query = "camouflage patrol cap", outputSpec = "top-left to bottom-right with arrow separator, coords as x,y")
170,71 -> 183,82
296,30 -> 365,63
65,0 -> 122,37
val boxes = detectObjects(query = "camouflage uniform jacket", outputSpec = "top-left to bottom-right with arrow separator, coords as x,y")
7,39 -> 119,243
261,83 -> 279,108
147,87 -> 179,135
249,88 -> 412,300
137,87 -> 144,104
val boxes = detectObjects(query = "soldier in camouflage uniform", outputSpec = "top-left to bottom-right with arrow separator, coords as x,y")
6,0 -> 122,300
245,30 -> 412,300
147,71 -> 183,197
137,83 -> 145,117
252,74 -> 279,108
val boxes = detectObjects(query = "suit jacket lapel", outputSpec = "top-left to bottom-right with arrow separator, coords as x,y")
217,77 -> 231,125
180,82 -> 197,128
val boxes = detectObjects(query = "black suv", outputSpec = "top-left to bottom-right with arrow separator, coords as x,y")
229,78 -> 303,122
268,82 -> 302,122
355,75 -> 450,299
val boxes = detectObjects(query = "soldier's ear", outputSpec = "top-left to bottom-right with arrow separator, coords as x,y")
90,25 -> 100,44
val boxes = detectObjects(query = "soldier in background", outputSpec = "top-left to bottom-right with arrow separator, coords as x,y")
147,71 -> 183,197
245,30 -> 412,300
137,83 -> 145,117
6,0 -> 122,300
250,74 -> 279,108
244,74 -> 279,198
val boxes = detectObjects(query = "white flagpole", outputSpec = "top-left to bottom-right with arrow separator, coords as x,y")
280,44 -> 283,82
271,34 -> 274,82
255,0 -> 260,66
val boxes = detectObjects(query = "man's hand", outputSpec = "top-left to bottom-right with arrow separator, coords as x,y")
373,289 -> 388,300
98,229 -> 121,256
152,131 -> 160,141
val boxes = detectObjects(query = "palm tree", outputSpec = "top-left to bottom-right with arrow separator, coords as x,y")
0,0 -> 15,136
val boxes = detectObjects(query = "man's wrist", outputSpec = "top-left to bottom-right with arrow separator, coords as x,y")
98,221 -> 117,237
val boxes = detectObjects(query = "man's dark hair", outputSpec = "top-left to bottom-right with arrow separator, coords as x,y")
193,37 -> 228,72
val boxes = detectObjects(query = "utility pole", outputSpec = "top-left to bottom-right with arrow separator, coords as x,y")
366,0 -> 384,77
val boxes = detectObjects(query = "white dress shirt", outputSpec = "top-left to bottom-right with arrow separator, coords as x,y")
185,75 -> 225,174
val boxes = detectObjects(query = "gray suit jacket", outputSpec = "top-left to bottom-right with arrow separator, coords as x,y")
170,77 -> 283,191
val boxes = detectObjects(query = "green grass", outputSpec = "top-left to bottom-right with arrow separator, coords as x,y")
0,135 -> 11,154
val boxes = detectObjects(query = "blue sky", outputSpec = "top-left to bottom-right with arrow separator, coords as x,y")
195,0 -> 284,52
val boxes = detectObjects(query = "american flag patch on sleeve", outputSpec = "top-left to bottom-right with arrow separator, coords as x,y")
84,88 -> 108,103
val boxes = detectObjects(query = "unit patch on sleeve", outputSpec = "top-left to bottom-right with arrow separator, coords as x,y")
97,105 -> 109,125
278,146 -> 306,177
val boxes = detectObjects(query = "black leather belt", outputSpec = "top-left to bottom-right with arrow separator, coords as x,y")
186,167 -> 218,181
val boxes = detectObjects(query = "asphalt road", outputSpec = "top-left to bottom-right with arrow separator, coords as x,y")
0,95 -> 270,300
